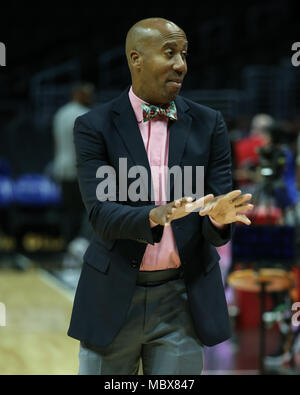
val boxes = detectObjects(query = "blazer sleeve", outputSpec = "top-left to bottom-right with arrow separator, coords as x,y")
73,115 -> 163,245
202,111 -> 233,246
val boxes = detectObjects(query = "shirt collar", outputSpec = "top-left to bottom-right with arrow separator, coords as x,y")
128,86 -> 149,123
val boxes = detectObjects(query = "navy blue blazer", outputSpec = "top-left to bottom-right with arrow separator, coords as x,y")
68,88 -> 233,348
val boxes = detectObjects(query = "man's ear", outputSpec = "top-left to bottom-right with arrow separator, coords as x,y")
130,50 -> 142,70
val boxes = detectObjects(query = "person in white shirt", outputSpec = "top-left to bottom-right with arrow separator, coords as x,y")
53,82 -> 95,243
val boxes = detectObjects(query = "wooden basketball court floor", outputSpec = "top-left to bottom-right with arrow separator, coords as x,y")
0,267 -> 78,375
1,265 -> 299,375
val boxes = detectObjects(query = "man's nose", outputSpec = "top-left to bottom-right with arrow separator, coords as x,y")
173,54 -> 187,73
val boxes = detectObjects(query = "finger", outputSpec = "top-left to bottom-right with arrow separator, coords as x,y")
181,196 -> 194,204
165,211 -> 173,226
203,194 -> 215,205
236,204 -> 254,213
185,194 -> 214,212
236,214 -> 251,225
174,200 -> 181,207
233,193 -> 252,206
173,196 -> 193,208
224,190 -> 242,201
167,207 -> 173,215
167,210 -> 174,219
165,214 -> 171,227
199,207 -> 213,216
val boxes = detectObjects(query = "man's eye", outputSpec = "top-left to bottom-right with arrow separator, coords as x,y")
166,50 -> 173,57
182,51 -> 188,58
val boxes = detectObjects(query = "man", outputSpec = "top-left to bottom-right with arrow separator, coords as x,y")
52,82 -> 95,243
68,18 -> 253,375
233,113 -> 274,192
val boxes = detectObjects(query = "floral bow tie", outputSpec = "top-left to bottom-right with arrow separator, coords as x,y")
142,101 -> 177,122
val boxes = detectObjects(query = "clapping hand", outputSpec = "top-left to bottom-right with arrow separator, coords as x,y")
185,190 -> 253,226
149,194 -> 215,227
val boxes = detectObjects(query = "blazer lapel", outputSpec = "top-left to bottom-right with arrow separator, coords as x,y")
112,89 -> 153,202
168,96 -> 192,200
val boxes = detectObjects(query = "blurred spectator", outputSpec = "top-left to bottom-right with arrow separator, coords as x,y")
249,121 -> 298,227
233,113 -> 274,192
52,82 -> 95,243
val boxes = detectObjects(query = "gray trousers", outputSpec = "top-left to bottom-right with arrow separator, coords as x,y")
78,278 -> 204,375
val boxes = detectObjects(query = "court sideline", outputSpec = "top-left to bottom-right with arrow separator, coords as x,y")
0,268 -> 78,374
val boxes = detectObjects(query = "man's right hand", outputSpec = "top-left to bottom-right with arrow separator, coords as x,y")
149,194 -> 215,227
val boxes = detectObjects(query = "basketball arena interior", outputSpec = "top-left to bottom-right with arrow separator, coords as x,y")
0,1 -> 300,375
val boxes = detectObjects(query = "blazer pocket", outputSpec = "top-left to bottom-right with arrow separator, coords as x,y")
83,242 -> 111,273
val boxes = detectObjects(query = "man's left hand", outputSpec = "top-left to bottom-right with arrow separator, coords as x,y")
185,190 -> 253,226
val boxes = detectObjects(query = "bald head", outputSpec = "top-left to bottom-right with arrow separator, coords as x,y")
125,18 -> 188,105
126,18 -> 185,69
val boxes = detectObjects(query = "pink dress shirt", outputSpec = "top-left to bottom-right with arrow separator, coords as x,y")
128,87 -> 181,271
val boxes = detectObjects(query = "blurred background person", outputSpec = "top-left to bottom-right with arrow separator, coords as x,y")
52,83 -> 95,257
241,120 -> 299,223
233,113 -> 274,194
